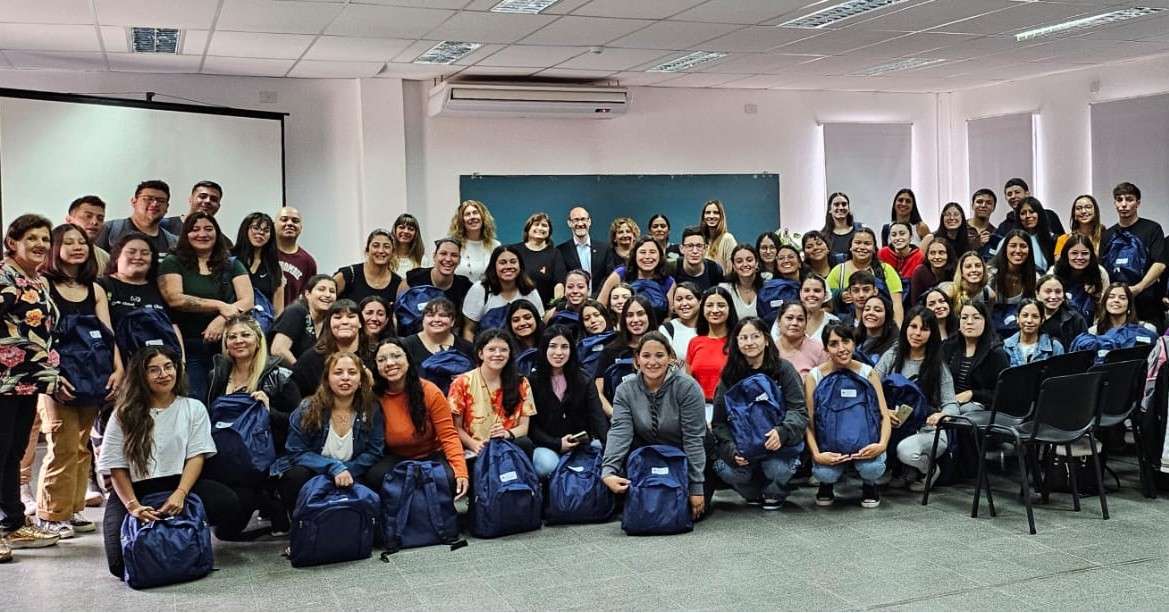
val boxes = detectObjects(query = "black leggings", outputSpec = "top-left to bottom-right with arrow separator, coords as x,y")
363,453 -> 458,495
103,475 -> 257,579
0,395 -> 38,532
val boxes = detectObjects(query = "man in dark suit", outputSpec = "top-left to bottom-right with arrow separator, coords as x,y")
556,205 -> 612,296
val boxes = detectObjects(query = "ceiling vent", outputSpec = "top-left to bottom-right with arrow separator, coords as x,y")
129,27 -> 181,53
428,82 -> 629,119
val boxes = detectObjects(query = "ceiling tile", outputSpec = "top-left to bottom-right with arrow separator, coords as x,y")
698,26 -> 818,53
554,47 -> 671,70
202,56 -> 296,76
932,2 -> 1096,36
391,40 -> 503,64
478,44 -> 583,66
850,0 -> 1016,32
670,0 -> 809,25
693,51 -> 821,74
913,34 -> 1030,59
358,0 -> 473,7
0,0 -> 93,25
287,59 -> 385,77
711,74 -> 790,88
94,0 -> 219,28
424,11 -> 558,44
99,26 -> 129,53
303,36 -> 414,61
1078,14 -> 1169,41
520,16 -> 654,46
377,61 -> 461,78
326,5 -> 455,38
181,29 -> 210,55
3,50 -> 106,70
572,0 -> 706,20
451,65 -> 539,77
0,24 -> 102,52
207,31 -> 315,59
774,29 -> 902,55
608,20 -> 742,49
530,67 -> 616,79
854,32 -> 980,57
652,72 -> 744,87
106,52 -> 201,72
216,0 -> 345,34
609,70 -> 678,85
464,0 -> 592,12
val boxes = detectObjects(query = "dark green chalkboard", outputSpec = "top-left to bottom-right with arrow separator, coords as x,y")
459,173 -> 780,247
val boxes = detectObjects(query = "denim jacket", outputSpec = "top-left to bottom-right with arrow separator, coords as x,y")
269,398 -> 384,478
1003,332 -> 1065,367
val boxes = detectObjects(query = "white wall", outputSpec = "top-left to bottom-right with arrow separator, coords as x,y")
405,82 -> 941,241
944,54 -> 1169,227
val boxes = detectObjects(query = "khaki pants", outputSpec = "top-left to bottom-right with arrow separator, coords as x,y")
19,398 -> 43,486
36,397 -> 99,521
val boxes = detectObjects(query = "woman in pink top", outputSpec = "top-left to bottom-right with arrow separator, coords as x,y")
773,302 -> 828,378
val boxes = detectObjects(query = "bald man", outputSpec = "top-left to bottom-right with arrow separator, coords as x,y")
275,206 -> 317,305
556,205 -> 612,295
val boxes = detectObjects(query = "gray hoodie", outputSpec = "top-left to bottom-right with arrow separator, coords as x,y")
601,366 -> 708,495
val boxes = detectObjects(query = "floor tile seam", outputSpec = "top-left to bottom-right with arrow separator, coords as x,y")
862,563 -> 1112,610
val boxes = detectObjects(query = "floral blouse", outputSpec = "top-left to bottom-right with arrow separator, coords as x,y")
0,261 -> 59,396
447,368 -> 536,441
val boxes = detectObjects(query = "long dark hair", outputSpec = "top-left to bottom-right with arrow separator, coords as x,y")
505,298 -> 544,349
821,192 -> 853,235
301,351 -> 375,433
724,243 -> 763,290
755,231 -> 782,276
956,299 -> 998,350
923,235 -> 956,280
935,202 -> 972,256
372,337 -> 428,434
482,244 -> 536,295
696,285 -> 738,337
621,235 -> 668,282
44,223 -> 98,284
231,212 -> 282,287
890,188 -> 923,225
857,294 -> 897,357
720,317 -> 782,388
315,299 -> 368,357
1016,197 -> 1055,264
919,288 -> 957,338
473,328 -> 523,417
1053,232 -> 1104,298
174,211 -> 230,274
892,306 -> 943,406
991,229 -> 1037,301
1096,282 -> 1137,334
532,325 -> 587,414
609,294 -> 658,349
115,347 -> 188,476
106,231 -> 160,279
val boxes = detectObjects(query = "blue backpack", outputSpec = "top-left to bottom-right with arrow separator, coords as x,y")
250,288 -> 276,334
479,305 -> 510,331
991,303 -> 1020,339
205,393 -> 276,485
1102,228 -> 1147,285
1069,331 -> 1116,358
812,369 -> 880,454
723,373 -> 795,461
471,439 -> 542,539
420,349 -> 474,395
395,285 -> 446,336
1066,284 -> 1097,324
602,357 -> 637,402
514,347 -> 538,379
622,445 -> 693,535
288,475 -> 380,567
1104,323 -> 1155,349
547,309 -> 583,338
578,332 -> 615,380
630,279 -> 668,317
55,314 -> 115,406
114,307 -> 182,359
545,445 -> 614,525
379,460 -> 466,555
120,492 -> 213,589
757,278 -> 800,325
881,374 -> 929,446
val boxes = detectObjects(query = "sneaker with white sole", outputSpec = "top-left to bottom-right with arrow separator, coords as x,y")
761,498 -> 783,511
20,484 -> 36,516
4,521 -> 60,549
861,484 -> 881,509
815,483 -> 835,507
35,518 -> 75,540
69,513 -> 96,534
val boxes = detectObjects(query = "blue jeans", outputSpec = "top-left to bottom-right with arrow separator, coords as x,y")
812,453 -> 887,485
184,337 -> 213,404
714,453 -> 800,501
533,439 -> 602,478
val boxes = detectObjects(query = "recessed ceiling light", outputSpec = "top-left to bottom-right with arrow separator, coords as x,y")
852,57 -> 944,76
779,0 -> 912,29
414,41 -> 483,65
490,0 -> 561,14
129,27 -> 181,53
647,51 -> 727,72
1015,7 -> 1167,41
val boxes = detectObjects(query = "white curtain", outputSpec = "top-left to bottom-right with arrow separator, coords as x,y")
1091,94 -> 1169,225
967,113 -> 1034,224
823,122 -> 913,231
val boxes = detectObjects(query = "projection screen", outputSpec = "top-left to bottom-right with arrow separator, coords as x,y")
0,88 -> 285,237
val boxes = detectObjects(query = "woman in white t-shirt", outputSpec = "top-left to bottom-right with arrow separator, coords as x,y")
449,200 -> 501,283
462,245 -> 544,341
98,347 -> 254,580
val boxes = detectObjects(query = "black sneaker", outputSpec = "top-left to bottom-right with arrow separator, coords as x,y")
861,483 -> 881,509
761,498 -> 783,511
815,483 -> 835,507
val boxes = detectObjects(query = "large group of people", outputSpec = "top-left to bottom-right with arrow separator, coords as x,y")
0,176 -> 1164,571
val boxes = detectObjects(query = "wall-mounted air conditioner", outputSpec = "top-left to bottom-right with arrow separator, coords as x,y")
428,82 -> 629,119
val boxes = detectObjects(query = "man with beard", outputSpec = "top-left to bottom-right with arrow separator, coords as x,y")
159,180 -> 223,237
275,206 -> 317,306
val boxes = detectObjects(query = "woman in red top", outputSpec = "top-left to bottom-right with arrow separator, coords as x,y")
686,286 -> 738,422
364,338 -> 468,500
877,221 -> 924,279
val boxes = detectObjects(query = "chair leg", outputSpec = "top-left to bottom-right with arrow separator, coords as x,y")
1039,444 -> 1052,504
922,423 -> 944,506
1131,421 -> 1155,499
1018,439 -> 1037,535
971,427 -> 989,518
1066,444 -> 1081,512
1087,434 -> 1110,520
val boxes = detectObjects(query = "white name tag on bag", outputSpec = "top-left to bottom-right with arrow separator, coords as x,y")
841,389 -> 857,398
89,330 -> 103,339
145,339 -> 164,346
499,471 -> 517,483
755,392 -> 769,402
568,465 -> 584,473
651,467 -> 669,476
1139,336 -> 1152,344
1116,258 -> 1129,265
1005,315 -> 1016,324
214,421 -> 234,429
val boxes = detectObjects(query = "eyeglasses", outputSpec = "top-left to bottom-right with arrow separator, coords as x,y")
137,195 -> 169,205
682,243 -> 705,251
147,363 -> 176,376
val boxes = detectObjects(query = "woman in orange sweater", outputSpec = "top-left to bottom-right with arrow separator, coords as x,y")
363,338 -> 468,500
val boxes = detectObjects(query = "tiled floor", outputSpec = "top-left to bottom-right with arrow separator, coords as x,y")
8,456 -> 1169,611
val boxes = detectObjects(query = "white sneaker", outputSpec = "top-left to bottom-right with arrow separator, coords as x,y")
35,518 -> 75,540
20,484 -> 36,516
69,513 -> 97,534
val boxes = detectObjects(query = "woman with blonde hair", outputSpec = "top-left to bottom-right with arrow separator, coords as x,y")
942,251 -> 996,312
700,200 -> 736,271
449,200 -> 500,283
514,212 -> 567,307
603,217 -> 640,277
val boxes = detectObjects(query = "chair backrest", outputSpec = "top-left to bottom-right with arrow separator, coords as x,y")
1089,359 -> 1147,421
1104,344 -> 1154,364
1030,372 -> 1106,439
989,361 -> 1045,420
1039,350 -> 1096,381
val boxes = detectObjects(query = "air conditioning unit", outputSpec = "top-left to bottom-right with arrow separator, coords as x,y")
428,82 -> 629,119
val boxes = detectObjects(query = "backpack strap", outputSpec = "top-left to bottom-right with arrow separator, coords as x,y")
380,466 -> 417,560
420,466 -> 467,551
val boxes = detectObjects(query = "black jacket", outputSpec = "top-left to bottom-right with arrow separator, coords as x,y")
528,370 -> 609,451
206,354 -> 301,449
556,238 -> 612,295
1041,304 -> 1088,350
710,361 -> 809,464
943,336 -> 1010,407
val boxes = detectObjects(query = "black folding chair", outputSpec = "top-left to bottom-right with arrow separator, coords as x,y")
1090,359 -> 1150,496
1103,344 -> 1153,364
987,372 -> 1107,534
1039,350 -> 1096,381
